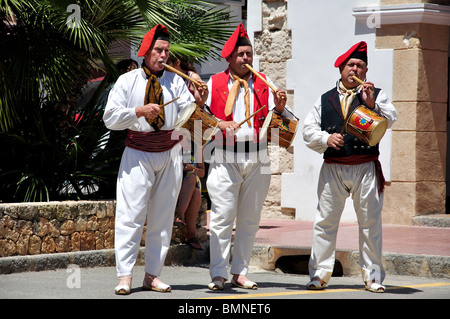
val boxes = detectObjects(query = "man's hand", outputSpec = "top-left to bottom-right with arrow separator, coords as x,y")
361,81 -> 375,109
327,133 -> 344,150
193,80 -> 208,107
274,89 -> 287,114
218,120 -> 240,131
135,103 -> 161,120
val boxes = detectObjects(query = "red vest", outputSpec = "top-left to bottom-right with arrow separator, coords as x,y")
209,68 -> 270,144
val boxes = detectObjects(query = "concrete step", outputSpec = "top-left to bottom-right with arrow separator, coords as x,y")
411,215 -> 450,228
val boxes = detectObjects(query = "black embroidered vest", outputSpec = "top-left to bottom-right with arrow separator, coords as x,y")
321,87 -> 381,159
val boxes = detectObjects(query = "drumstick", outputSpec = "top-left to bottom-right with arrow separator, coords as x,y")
244,64 -> 286,100
160,96 -> 180,108
146,97 -> 180,128
150,97 -> 180,125
237,105 -> 268,127
161,62 -> 208,90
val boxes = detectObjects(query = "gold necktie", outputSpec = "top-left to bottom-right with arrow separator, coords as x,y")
339,80 -> 361,120
224,73 -> 251,127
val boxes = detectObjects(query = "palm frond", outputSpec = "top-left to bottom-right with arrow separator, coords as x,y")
1,0 -> 235,202
16,174 -> 50,202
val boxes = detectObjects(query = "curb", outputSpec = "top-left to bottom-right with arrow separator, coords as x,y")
0,249 -> 116,274
0,243 -> 210,275
412,215 -> 450,228
1,243 -> 449,279
382,252 -> 450,279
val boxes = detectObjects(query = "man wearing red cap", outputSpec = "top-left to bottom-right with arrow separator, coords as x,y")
203,23 -> 294,290
303,41 -> 397,293
103,24 -> 207,295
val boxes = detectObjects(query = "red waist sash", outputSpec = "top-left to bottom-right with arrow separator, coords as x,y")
125,130 -> 180,153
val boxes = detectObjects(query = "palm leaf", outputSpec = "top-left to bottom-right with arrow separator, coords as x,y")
1,0 -> 235,202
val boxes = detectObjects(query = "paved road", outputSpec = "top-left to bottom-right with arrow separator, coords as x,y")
1,265 -> 449,302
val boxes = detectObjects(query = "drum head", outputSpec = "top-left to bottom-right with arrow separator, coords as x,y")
175,103 -> 196,128
369,119 -> 388,146
259,111 -> 273,142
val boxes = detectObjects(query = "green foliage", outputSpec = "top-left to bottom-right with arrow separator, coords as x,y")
0,0 -> 235,202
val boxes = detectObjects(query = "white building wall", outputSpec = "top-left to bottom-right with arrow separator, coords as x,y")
247,0 -> 394,222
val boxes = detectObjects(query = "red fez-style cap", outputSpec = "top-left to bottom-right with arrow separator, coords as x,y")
334,41 -> 368,68
221,23 -> 252,59
138,24 -> 170,57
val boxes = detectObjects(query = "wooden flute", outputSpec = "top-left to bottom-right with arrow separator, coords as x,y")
244,63 -> 286,100
161,62 -> 208,90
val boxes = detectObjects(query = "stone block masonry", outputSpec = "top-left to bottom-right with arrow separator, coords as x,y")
254,0 -> 295,220
0,201 -> 208,257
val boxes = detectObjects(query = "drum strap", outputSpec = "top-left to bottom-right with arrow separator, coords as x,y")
325,154 -> 385,196
126,130 -> 180,153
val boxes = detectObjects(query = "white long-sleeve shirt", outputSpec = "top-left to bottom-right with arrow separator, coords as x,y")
303,82 -> 397,154
103,69 -> 194,132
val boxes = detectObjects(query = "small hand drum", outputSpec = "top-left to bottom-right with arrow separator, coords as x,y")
345,105 -> 388,146
259,111 -> 298,149
175,103 -> 219,145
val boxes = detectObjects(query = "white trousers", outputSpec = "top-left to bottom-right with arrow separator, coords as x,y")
115,144 -> 183,277
309,161 -> 385,284
207,149 -> 271,280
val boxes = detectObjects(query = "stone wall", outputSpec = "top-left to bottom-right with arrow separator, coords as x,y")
255,0 -> 295,219
376,1 -> 449,223
0,201 -> 208,257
